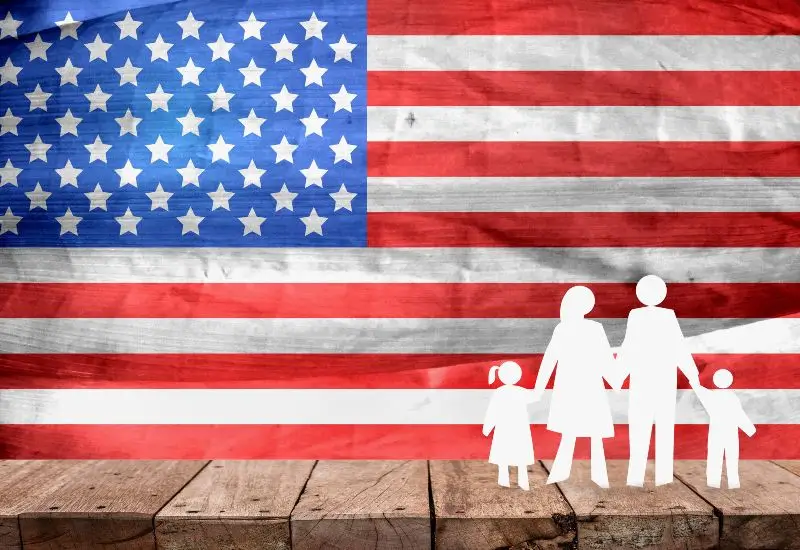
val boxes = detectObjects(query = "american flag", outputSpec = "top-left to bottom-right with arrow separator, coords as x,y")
0,0 -> 798,459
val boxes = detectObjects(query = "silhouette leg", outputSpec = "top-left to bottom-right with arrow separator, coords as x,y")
517,465 -> 530,491
498,464 -> 510,487
726,442 -> 740,489
547,435 -> 576,484
706,434 -> 723,488
654,407 -> 676,486
627,412 -> 653,487
590,437 -> 609,488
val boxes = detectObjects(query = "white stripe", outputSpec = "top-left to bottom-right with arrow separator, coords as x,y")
367,106 -> 800,142
368,177 -> 800,213
367,35 -> 800,71
0,318 -> 797,354
1,248 -> 798,283
0,389 -> 794,425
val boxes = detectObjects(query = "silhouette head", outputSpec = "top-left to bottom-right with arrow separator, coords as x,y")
712,368 -> 733,389
636,275 -> 667,306
488,360 -> 523,385
560,286 -> 595,321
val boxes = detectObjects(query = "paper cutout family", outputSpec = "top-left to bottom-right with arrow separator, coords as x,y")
482,275 -> 756,491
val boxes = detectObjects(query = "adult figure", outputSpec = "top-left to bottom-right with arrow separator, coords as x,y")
532,286 -> 617,488
617,275 -> 702,487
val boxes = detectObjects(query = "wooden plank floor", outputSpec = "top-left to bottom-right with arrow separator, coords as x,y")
0,460 -> 798,549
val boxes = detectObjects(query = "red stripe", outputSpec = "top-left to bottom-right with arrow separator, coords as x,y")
0,424 -> 792,459
368,212 -> 800,247
368,72 -> 800,107
3,283 -> 799,319
368,0 -> 800,35
0,354 -> 795,389
367,142 -> 800,178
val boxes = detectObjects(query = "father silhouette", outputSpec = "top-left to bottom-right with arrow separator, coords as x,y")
616,275 -> 703,487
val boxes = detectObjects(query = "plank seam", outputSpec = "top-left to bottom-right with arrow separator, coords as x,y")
673,471 -> 723,543
770,460 -> 800,477
537,460 -> 578,550
288,460 -> 317,549
426,460 -> 435,550
151,460 -> 212,548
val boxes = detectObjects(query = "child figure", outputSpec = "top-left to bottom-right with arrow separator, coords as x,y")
695,369 -> 756,489
482,361 -> 537,490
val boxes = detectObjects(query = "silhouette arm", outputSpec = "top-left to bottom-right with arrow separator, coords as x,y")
482,395 -> 497,436
737,401 -> 757,437
673,315 -> 702,389
532,327 -> 559,401
597,324 -> 624,390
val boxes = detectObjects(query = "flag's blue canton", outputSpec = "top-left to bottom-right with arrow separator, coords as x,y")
0,0 -> 366,246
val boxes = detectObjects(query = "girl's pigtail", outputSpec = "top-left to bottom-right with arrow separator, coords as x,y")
488,366 -> 499,385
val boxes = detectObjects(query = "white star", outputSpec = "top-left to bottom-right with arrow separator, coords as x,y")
85,34 -> 112,62
239,208 -> 266,236
300,109 -> 327,137
300,12 -> 327,40
55,58 -> 82,86
56,12 -> 81,40
25,84 -> 51,111
330,34 -> 356,62
177,159 -> 204,186
207,183 -> 234,211
300,59 -> 327,87
239,59 -> 265,87
207,33 -> 234,61
146,183 -> 172,210
271,84 -> 297,112
115,159 -> 142,187
177,108 -> 204,136
207,135 -> 234,163
0,207 -> 21,235
85,183 -> 111,210
146,135 -> 173,163
240,13 -> 266,40
55,108 -> 82,136
177,207 -> 204,235
177,58 -> 204,86
84,85 -> 111,111
0,59 -> 21,86
300,159 -> 327,187
116,208 -> 142,235
330,136 -> 356,164
115,12 -> 142,40
56,159 -> 81,187
0,159 -> 21,186
178,12 -> 204,39
271,183 -> 297,212
207,84 -> 234,112
146,84 -> 172,112
25,34 -> 51,61
25,135 -> 51,162
146,34 -> 173,62
330,183 -> 357,211
0,108 -> 21,135
300,208 -> 327,236
25,182 -> 51,210
85,135 -> 111,163
239,109 -> 265,137
56,208 -> 82,236
271,34 -> 297,62
0,12 -> 23,40
114,108 -> 141,136
239,160 -> 266,187
271,136 -> 297,164
115,58 -> 142,86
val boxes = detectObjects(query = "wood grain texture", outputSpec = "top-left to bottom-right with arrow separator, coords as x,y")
676,460 -> 800,550
430,460 -> 576,549
155,460 -> 314,550
774,460 -> 800,477
291,460 -> 430,550
17,460 -> 206,550
545,460 -> 718,550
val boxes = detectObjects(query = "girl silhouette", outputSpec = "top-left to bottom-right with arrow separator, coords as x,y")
531,286 -> 617,488
482,360 -> 536,490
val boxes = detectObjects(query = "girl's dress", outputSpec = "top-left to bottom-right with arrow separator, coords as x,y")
485,385 -> 535,465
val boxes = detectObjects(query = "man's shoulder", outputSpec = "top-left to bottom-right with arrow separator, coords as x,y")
630,306 -> 676,318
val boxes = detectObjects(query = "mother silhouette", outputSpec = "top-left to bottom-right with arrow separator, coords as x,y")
532,286 -> 618,488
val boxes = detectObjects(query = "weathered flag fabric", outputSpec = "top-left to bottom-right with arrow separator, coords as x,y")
0,0 -> 799,458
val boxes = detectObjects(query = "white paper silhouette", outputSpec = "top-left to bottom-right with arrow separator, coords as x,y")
532,286 -> 618,488
695,369 -> 756,489
482,361 -> 536,490
614,275 -> 703,487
